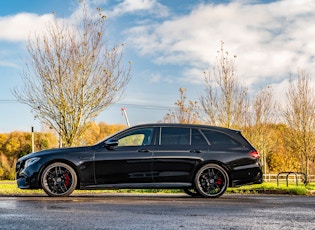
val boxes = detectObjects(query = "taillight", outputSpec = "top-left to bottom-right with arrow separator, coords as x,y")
249,150 -> 260,159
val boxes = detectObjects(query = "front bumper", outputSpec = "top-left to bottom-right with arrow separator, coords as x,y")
16,161 -> 41,189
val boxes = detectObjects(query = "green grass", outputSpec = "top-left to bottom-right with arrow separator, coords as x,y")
0,181 -> 182,196
227,182 -> 315,195
0,181 -> 44,196
1,181 -> 314,196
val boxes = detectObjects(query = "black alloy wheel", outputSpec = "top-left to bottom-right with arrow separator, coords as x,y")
194,164 -> 229,198
41,162 -> 77,197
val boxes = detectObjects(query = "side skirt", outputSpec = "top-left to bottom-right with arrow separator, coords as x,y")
82,182 -> 192,190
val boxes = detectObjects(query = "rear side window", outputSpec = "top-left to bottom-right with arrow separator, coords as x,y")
201,130 -> 241,146
161,127 -> 190,145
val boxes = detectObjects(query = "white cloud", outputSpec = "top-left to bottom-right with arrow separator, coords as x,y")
149,73 -> 161,83
125,0 -> 315,87
180,68 -> 205,85
0,13 -> 55,70
148,72 -> 174,84
0,60 -> 19,68
106,0 -> 169,18
0,13 -> 54,42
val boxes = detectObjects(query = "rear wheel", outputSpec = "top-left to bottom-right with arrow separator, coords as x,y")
194,164 -> 229,198
41,162 -> 77,197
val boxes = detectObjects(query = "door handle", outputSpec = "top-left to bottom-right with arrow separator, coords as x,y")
138,149 -> 151,153
79,156 -> 94,160
190,149 -> 201,153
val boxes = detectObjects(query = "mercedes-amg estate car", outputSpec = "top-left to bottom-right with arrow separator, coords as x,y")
16,123 -> 263,198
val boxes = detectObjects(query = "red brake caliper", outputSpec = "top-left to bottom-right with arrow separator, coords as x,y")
64,173 -> 70,187
216,177 -> 222,185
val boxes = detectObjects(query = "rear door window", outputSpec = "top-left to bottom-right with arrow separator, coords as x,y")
160,127 -> 190,145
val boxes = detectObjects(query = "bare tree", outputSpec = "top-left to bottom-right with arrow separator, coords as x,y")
14,5 -> 131,147
163,87 -> 200,124
252,86 -> 277,126
200,41 -> 249,129
283,69 -> 315,182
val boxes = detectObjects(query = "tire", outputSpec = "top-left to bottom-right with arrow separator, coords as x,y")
41,162 -> 77,197
194,164 -> 229,198
183,188 -> 202,197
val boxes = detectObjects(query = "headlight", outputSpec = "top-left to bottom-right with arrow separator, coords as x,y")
24,157 -> 41,168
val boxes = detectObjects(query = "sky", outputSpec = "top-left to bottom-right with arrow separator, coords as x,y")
1,0 -> 315,133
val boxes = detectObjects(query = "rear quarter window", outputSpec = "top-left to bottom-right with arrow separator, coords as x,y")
201,130 -> 241,146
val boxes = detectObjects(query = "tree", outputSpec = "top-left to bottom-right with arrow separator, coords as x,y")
242,86 -> 278,174
14,4 -> 131,147
267,124 -> 301,173
200,42 -> 248,129
283,69 -> 315,182
80,122 -> 126,145
163,87 -> 200,124
0,131 -> 57,179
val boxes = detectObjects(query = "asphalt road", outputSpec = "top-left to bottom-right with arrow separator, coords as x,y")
0,193 -> 314,230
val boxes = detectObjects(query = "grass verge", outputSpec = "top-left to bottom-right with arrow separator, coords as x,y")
227,182 -> 315,195
1,181 -> 314,196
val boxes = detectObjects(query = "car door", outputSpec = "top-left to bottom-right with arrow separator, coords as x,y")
152,127 -> 207,183
94,127 -> 154,184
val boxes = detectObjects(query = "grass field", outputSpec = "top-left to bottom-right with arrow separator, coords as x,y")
1,181 -> 314,196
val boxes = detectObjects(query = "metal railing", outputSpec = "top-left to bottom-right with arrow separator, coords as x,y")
264,173 -> 315,185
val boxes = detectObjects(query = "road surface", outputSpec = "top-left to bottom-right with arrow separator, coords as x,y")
0,193 -> 314,229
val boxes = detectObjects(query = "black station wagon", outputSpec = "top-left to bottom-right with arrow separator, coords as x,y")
16,123 -> 263,198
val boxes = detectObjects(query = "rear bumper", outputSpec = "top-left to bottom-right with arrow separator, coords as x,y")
230,166 -> 263,187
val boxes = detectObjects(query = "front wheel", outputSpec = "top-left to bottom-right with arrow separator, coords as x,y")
41,162 -> 77,197
194,164 -> 229,198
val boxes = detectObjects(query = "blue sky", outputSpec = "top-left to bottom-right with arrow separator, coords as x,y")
1,0 -> 315,132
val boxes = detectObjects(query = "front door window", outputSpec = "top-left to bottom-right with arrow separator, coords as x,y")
114,128 -> 153,147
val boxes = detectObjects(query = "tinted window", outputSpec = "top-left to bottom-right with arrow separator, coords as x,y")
116,128 -> 153,147
191,129 -> 208,145
161,127 -> 190,145
201,130 -> 240,146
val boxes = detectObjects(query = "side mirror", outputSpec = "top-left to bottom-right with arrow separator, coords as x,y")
105,139 -> 119,150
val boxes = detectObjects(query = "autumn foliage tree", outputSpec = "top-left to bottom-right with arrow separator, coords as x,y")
267,124 -> 301,173
80,122 -> 126,145
0,132 -> 57,180
14,4 -> 131,147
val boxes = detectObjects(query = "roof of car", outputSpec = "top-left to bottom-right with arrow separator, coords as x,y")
130,123 -> 240,132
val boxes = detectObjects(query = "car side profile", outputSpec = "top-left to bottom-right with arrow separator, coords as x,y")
16,123 -> 263,198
